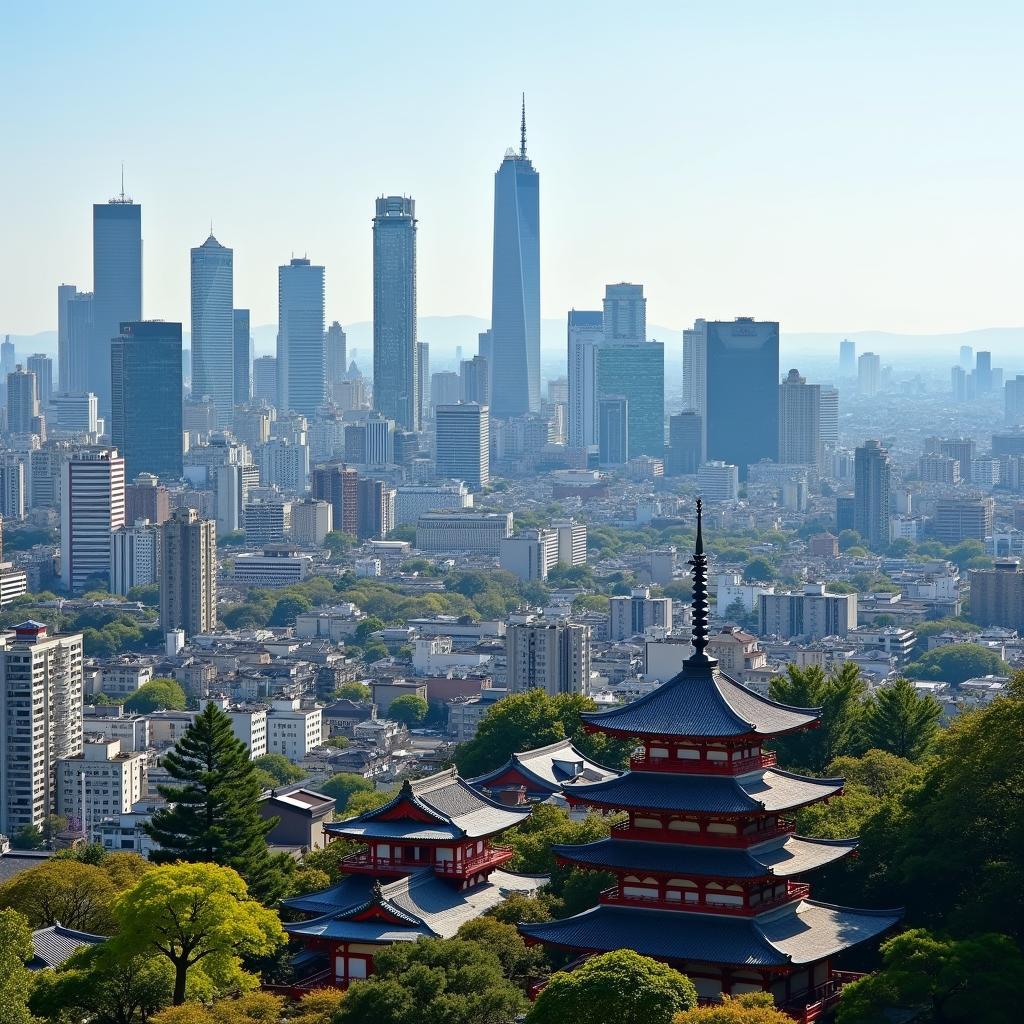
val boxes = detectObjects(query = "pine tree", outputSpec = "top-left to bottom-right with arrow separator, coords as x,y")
861,676 -> 942,761
145,703 -> 283,902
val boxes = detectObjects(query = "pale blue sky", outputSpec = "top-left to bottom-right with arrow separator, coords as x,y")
2,1 -> 1021,336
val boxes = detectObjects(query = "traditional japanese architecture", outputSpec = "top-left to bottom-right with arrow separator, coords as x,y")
281,767 -> 546,992
469,738 -> 620,804
520,501 -> 901,1022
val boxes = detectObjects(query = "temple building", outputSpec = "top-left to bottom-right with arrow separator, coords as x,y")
520,501 -> 901,1022
470,738 -> 620,804
281,767 -> 546,992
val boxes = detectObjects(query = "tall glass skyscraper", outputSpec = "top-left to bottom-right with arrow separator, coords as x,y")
490,101 -> 539,419
233,308 -> 252,405
372,196 -> 418,430
111,321 -> 183,481
277,257 -> 325,416
190,235 -> 234,428
57,284 -> 93,394
91,195 -> 142,418
567,309 -> 604,450
596,339 -> 665,459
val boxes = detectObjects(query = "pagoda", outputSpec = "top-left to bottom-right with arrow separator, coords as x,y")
520,501 -> 901,1021
281,767 -> 546,992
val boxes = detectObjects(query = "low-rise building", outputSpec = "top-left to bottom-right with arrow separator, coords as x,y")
415,511 -> 513,555
266,698 -> 322,760
232,545 -> 312,588
259,787 -> 335,852
707,626 -> 767,676
56,739 -> 147,832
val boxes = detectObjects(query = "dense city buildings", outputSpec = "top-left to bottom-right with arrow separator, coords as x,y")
60,448 -> 126,592
277,257 -> 326,415
854,439 -> 891,548
372,195 -> 418,430
27,352 -> 53,410
160,507 -> 217,637
190,234 -> 235,427
110,517 -> 160,596
435,402 -> 489,489
311,462 -> 360,536
415,511 -> 512,554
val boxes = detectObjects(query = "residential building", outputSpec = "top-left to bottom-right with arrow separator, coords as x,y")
839,339 -> 856,376
553,519 -> 587,566
227,705 -> 268,759
415,511 -> 512,555
394,482 -> 472,525
190,235 -> 234,427
325,321 -> 347,393
356,477 -> 394,541
311,462 -> 359,536
435,403 -> 489,489
51,392 -> 99,436
918,454 -> 960,486
970,560 -> 1024,631
499,529 -> 559,581
854,440 -> 891,549
7,365 -> 38,434
608,587 -> 673,641
277,258 -> 326,416
819,386 -> 839,448
160,507 -> 216,636
778,368 -> 822,469
0,563 -> 28,607
109,518 -> 160,595
933,497 -> 994,545
430,371 -> 461,409
506,619 -> 590,695
291,498 -> 333,546
60,448 -> 125,592
460,354 -> 490,407
267,699 -> 323,761
758,584 -> 858,639
57,739 -> 147,834
858,352 -> 881,396
415,341 -> 430,425
125,472 -> 171,526
567,309 -> 605,450
0,454 -> 26,522
243,501 -> 292,545
257,437 -> 309,493
707,626 -> 767,676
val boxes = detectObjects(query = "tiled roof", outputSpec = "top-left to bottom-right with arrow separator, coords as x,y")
580,660 -> 819,739
29,924 -> 106,970
519,900 -> 900,967
564,769 -> 843,815
552,835 -> 857,879
469,739 -> 620,795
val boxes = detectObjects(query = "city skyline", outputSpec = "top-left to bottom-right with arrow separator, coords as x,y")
4,4 -> 1023,340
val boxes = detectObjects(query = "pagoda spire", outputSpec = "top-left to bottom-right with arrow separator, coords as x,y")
689,498 -> 710,659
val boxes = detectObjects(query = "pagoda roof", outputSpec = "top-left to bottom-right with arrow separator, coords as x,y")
324,767 -> 531,842
519,899 -> 901,967
284,867 -> 547,944
564,768 -> 843,816
469,739 -> 620,797
551,835 -> 858,879
580,660 -> 820,740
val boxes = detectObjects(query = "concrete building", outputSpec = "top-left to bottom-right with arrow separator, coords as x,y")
608,587 -> 673,641
667,411 -> 704,476
854,440 -> 891,549
311,462 -> 360,537
970,560 -> 1024,631
506,619 -> 590,696
109,518 -> 160,596
291,498 -> 333,546
57,284 -> 93,394
267,699 -> 323,761
0,454 -> 25,523
435,403 -> 489,489
567,309 -> 604,450
758,584 -> 858,640
415,511 -> 512,555
232,545 -> 312,588
50,392 -> 99,437
160,507 -> 217,637
500,529 -> 559,581
697,461 -> 739,502
244,501 -> 292,545
858,352 -> 881,396
227,705 -> 268,759
553,520 -> 587,567
190,235 -> 235,427
234,308 -> 252,406
707,627 -> 767,676
394,483 -> 473,525
778,368 -> 823,469
57,739 -> 147,834
277,257 -> 326,416
60,448 -> 125,592
7,365 -> 38,435
933,497 -> 994,546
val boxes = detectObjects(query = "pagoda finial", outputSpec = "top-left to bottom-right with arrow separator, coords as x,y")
690,499 -> 710,657
520,93 -> 527,158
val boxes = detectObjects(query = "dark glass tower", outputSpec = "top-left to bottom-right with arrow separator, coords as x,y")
111,321 -> 183,480
233,308 -> 252,405
490,99 -> 539,419
91,193 -> 142,418
190,234 -> 234,428
372,196 -> 418,430
277,257 -> 326,415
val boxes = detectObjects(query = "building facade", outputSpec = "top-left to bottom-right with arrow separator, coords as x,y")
435,403 -> 489,489
190,235 -> 235,427
277,258 -> 326,416
160,507 -> 217,637
506,619 -> 590,695
60,448 -> 126,592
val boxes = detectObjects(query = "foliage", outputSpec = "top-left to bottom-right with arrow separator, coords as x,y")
127,583 -> 161,606
455,917 -> 547,983
319,772 -> 375,812
0,858 -> 120,933
9,814 -> 68,850
527,949 -> 697,1024
300,838 -> 362,882
252,753 -> 306,789
145,704 -> 282,903
768,663 -> 866,773
124,677 -> 187,713
151,992 -> 286,1024
387,693 -> 428,727
0,907 -> 39,1024
288,989 -> 346,1024
861,677 -> 942,760
343,788 -> 392,816
334,936 -> 526,1024
572,594 -> 610,613
269,595 -> 312,627
743,557 -> 776,582
506,803 -> 612,877
904,643 -> 1010,686
911,619 -> 979,657
836,929 -> 1024,1024
335,681 -> 371,701
674,993 -> 792,1023
837,529 -> 861,551
324,531 -> 358,557
484,889 -> 564,925
111,863 -> 284,1005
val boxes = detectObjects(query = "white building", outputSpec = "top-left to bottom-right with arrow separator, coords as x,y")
110,518 -> 160,596
51,392 -> 99,436
435,403 -> 489,490
295,604 -> 365,642
553,520 -> 587,567
96,798 -> 164,857
227,705 -> 268,759
394,483 -> 473,525
257,437 -> 310,493
57,739 -> 147,835
290,498 -> 332,546
97,658 -> 154,698
0,563 -> 28,607
415,511 -> 512,555
608,588 -> 673,641
500,529 -> 559,581
354,557 -> 382,577
266,698 -> 322,761
716,572 -> 775,614
759,584 -> 859,640
61,448 -> 125,592
411,636 -> 492,676
232,545 -> 312,588
644,636 -> 693,682
506,619 -> 591,696
0,453 -> 26,522
697,461 -> 739,502
567,309 -> 605,450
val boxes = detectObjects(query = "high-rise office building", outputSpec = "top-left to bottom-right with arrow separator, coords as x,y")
682,321 -> 707,422
57,284 -> 94,394
111,321 -> 183,481
858,352 -> 881,396
50,393 -> 99,436
839,339 -> 856,376
277,257 -> 326,416
6,366 -> 38,435
357,477 -> 395,541
596,335 -> 665,459
0,620 -> 84,837
490,101 -> 540,418
951,365 -> 968,402
311,462 -> 360,536
598,396 -> 628,465
160,507 -> 217,637
415,342 -> 429,425
110,518 -> 160,595
253,355 -> 278,405
854,439 -> 891,549
60,448 -> 126,592
603,282 -> 646,342
0,337 -> 14,382
667,411 -> 704,476
934,498 -> 994,545
91,192 -> 142,418
778,369 -> 823,469
233,308 -> 252,405
0,454 -> 25,522
27,354 -> 53,410
372,196 -> 418,430
125,472 -> 170,526
506,619 -> 590,696
938,438 -> 976,482
344,415 -> 395,468
567,309 -> 605,450
435,403 -> 489,489
325,321 -> 347,393
460,355 -> 490,406
190,235 -> 234,427
959,345 -> 974,370
819,386 -> 839,448
430,371 -> 461,409
975,351 -> 993,394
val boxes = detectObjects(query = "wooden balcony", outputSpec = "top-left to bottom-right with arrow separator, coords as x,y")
781,971 -> 866,1022
610,817 -> 795,847
629,750 -> 778,774
599,880 -> 810,917
434,844 -> 514,878
340,851 -> 431,875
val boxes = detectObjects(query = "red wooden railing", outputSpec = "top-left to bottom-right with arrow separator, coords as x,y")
598,880 -> 810,916
629,750 -> 778,774
610,817 -> 795,847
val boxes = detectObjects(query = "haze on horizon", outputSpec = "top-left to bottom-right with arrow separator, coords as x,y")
2,0 -> 1022,339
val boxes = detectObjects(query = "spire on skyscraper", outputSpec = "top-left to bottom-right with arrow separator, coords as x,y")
520,93 -> 527,158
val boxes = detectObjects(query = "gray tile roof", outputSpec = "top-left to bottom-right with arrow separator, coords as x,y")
469,739 -> 620,796
29,924 -> 106,970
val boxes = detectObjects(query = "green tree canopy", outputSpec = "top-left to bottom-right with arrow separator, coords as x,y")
0,907 -> 39,1024
743,557 -> 776,582
124,677 -> 187,714
387,693 -> 428,727
455,917 -> 546,983
319,772 -> 375,813
0,858 -> 119,933
674,993 -> 793,1023
861,677 -> 942,760
252,752 -> 306,788
905,643 -> 1010,686
269,594 -> 312,626
335,681 -> 372,702
145,703 -> 282,903
111,863 -> 284,1005
527,949 -> 697,1024
324,531 -> 358,557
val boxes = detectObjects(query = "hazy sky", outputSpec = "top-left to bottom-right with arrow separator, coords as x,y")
3,1 -> 1022,337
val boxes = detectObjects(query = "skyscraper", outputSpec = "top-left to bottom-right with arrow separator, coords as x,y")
778,368 -> 823,468
233,308 -> 252,406
819,386 -> 839,448
57,284 -> 93,394
682,320 -> 707,417
858,352 -> 881,396
416,342 -> 430,425
839,339 -> 856,376
26,354 -> 53,410
854,439 -> 891,549
598,396 -> 628,465
160,507 -> 217,637
6,366 -> 37,435
567,309 -> 604,450
596,334 -> 664,458
311,462 -> 359,536
325,321 -> 347,393
111,321 -> 183,480
253,355 -> 278,405
959,345 -> 974,370
460,355 -> 490,406
60,448 -> 125,592
490,99 -> 540,418
91,192 -> 142,418
602,283 -> 646,342
435,403 -> 489,489
975,351 -> 993,394
190,235 -> 234,428
667,411 -> 704,476
277,257 -> 326,416
372,196 -> 418,430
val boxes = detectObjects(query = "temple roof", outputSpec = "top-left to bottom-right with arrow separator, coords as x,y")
469,738 -> 620,797
551,835 -> 858,879
325,767 -> 531,841
564,768 -> 843,815
284,867 -> 547,944
519,900 -> 901,967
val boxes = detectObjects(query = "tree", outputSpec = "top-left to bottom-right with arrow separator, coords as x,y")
904,643 -> 1010,686
111,863 -> 284,1005
124,677 -> 187,714
768,663 -> 866,773
145,704 -> 282,903
455,917 -> 546,983
10,813 -> 68,850
127,583 -> 161,607
324,531 -> 358,558
836,929 -> 1024,1024
507,803 -> 612,876
674,993 -> 793,1023
252,753 -> 306,789
335,681 -> 372,702
861,677 -> 942,760
0,859 -> 119,933
837,529 -> 861,551
743,557 -> 776,582
335,936 -> 526,1024
387,694 -> 427,727
485,890 -> 563,925
527,949 -> 697,1024
151,992 -> 285,1024
269,594 -> 312,627
0,908 -> 37,1024
319,772 -> 375,812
